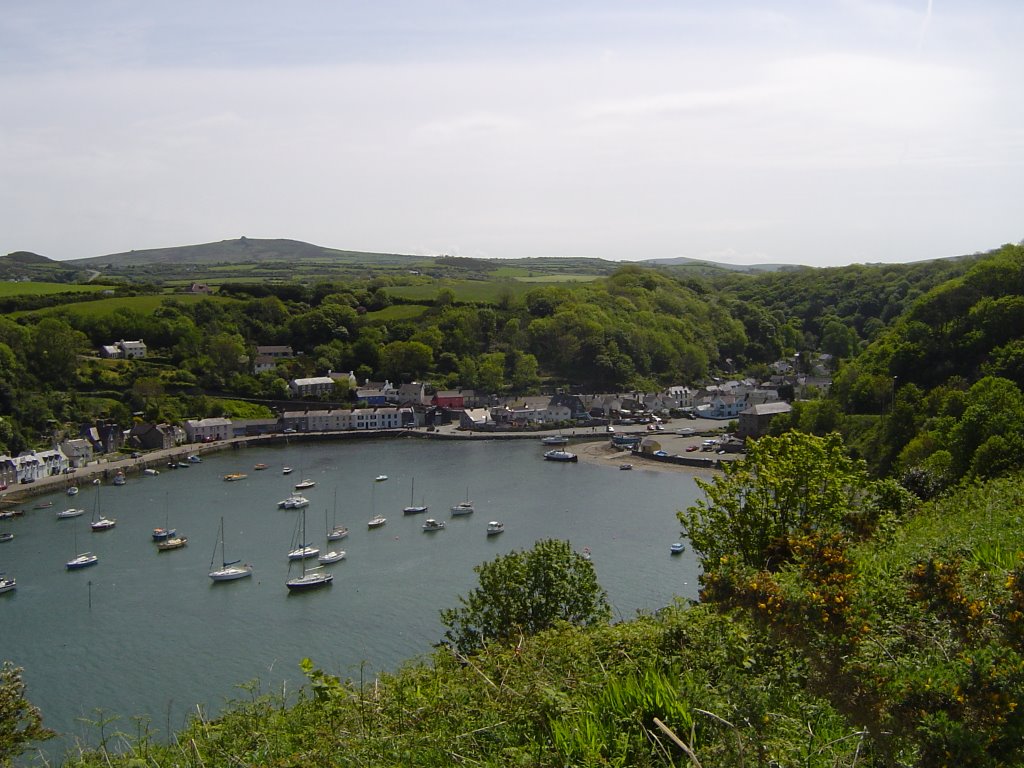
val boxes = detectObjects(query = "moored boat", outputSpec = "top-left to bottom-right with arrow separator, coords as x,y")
318,549 -> 346,564
294,478 -> 316,490
367,515 -> 387,529
422,518 -> 446,531
152,526 -> 177,541
223,473 -> 247,482
0,573 -> 16,593
253,463 -> 268,471
156,535 -> 188,551
278,494 -> 310,510
0,532 -> 13,543
57,507 -> 85,519
66,552 -> 98,570
486,521 -> 505,536
66,485 -> 79,496
286,510 -> 333,591
541,434 -> 569,445
209,516 -> 253,582
543,449 -> 578,463
403,477 -> 428,514
670,542 -> 685,555
375,474 -> 388,482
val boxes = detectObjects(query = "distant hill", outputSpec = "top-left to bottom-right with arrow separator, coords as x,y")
0,251 -> 92,282
66,237 -> 426,268
640,255 -> 805,273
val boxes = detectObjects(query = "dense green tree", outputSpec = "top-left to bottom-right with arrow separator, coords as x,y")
440,539 -> 611,654
378,341 -> 433,382
680,431 -> 869,573
30,317 -> 86,388
0,662 -> 53,765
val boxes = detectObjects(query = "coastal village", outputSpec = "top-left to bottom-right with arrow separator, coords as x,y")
1,340 -> 826,491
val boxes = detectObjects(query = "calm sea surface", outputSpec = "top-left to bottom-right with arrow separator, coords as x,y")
1,437 -> 705,757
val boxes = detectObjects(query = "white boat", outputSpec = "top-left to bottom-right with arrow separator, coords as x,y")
89,487 -> 116,532
0,573 -> 16,593
294,478 -> 316,490
286,510 -> 333,591
66,524 -> 98,570
375,474 -> 388,482
56,507 -> 85,519
288,543 -> 319,560
66,485 -> 79,496
282,466 -> 293,475
450,501 -> 475,516
0,532 -> 13,543
187,454 -> 201,463
142,468 -> 160,476
367,515 -> 387,529
278,494 -> 310,510
208,516 -> 253,582
543,449 -> 578,463
670,542 -> 685,555
422,518 -> 446,531
318,548 -> 346,564
326,490 -> 348,540
403,477 -> 428,514
541,434 -> 569,445
112,471 -> 126,486
450,487 -> 474,516
486,521 -> 505,536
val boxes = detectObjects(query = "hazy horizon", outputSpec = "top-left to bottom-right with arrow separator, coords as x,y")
2,2 -> 1021,267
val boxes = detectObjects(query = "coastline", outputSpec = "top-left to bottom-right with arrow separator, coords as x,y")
2,421 -> 732,505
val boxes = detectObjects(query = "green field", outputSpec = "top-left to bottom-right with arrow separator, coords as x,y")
0,281 -> 109,297
13,293 -> 238,319
365,304 -> 431,322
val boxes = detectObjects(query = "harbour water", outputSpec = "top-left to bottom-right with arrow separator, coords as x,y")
1,437 -> 705,757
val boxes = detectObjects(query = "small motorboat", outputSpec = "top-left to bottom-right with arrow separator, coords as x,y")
543,449 -> 578,463
187,455 -> 202,463
619,463 -> 633,470
0,532 -> 14,543
142,468 -> 160,476
486,521 -> 504,536
318,549 -> 346,564
56,507 -> 85,519
152,527 -> 177,541
422,518 -> 446,532
253,463 -> 268,471
282,467 -> 294,475
33,501 -> 54,510
66,486 -> 79,496
541,435 -> 569,445
0,574 -> 16,594
294,479 -> 316,491
223,473 -> 247,482
375,474 -> 388,482
156,535 -> 188,551
670,542 -> 685,555
112,472 -> 126,486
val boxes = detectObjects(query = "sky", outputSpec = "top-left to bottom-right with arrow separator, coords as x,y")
1,1 -> 1021,267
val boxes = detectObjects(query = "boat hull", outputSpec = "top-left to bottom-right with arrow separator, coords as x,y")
286,572 -> 333,591
209,565 -> 253,581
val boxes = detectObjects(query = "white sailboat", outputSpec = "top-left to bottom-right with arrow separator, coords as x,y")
403,477 -> 428,515
450,487 -> 474,516
287,509 -> 333,591
208,517 -> 253,582
66,522 -> 98,570
89,484 -> 116,531
327,488 -> 348,541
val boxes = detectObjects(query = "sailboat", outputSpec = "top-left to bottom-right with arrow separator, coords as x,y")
450,487 -> 474,516
367,480 -> 386,528
208,517 -> 252,582
66,522 -> 98,570
327,489 -> 348,541
403,477 -> 428,515
286,509 -> 333,591
89,484 -> 116,531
